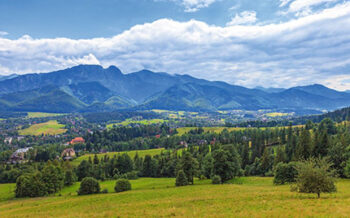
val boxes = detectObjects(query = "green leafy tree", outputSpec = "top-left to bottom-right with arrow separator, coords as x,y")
212,149 -> 236,183
211,175 -> 222,184
292,157 -> 336,198
177,152 -> 198,185
142,155 -> 158,177
15,172 -> 47,198
64,170 -> 77,186
295,129 -> 312,160
201,153 -> 213,179
273,162 -> 298,185
41,163 -> 65,194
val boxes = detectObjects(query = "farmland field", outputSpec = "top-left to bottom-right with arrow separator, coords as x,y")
26,112 -> 65,118
18,120 -> 67,136
1,177 -> 350,217
265,112 -> 290,117
106,119 -> 167,128
71,148 -> 165,166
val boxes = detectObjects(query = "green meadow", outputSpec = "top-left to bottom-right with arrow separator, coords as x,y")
26,112 -> 65,118
1,177 -> 350,217
18,120 -> 67,136
71,148 -> 165,166
106,119 -> 167,128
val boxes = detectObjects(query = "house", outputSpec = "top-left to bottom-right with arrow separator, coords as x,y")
70,137 -> 85,145
9,147 -> 32,164
4,137 -> 13,144
61,148 -> 76,160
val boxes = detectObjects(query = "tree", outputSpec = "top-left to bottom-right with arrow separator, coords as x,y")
142,155 -> 158,177
274,146 -> 286,166
201,153 -> 213,179
295,129 -> 312,160
77,177 -> 100,195
15,172 -> 47,198
212,149 -> 236,183
177,152 -> 198,185
76,160 -> 92,181
175,170 -> 188,186
273,162 -> 298,185
114,179 -> 131,192
314,131 -> 329,157
93,154 -> 99,165
41,163 -> 65,194
292,157 -> 336,198
64,170 -> 77,186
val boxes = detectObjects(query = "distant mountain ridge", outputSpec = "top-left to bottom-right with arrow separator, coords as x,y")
0,65 -> 349,113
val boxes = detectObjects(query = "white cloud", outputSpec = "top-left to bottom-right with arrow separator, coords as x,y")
226,11 -> 257,26
0,31 -> 8,36
279,0 -> 293,7
289,0 -> 337,12
1,2 -> 350,90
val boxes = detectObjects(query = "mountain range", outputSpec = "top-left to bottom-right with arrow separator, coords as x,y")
0,65 -> 349,113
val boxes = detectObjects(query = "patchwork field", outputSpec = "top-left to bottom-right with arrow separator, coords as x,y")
18,120 -> 67,136
26,112 -> 65,118
265,112 -> 290,117
1,177 -> 350,217
107,119 -> 167,128
71,148 -> 165,166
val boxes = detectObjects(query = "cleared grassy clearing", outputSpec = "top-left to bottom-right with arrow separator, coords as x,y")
1,177 -> 350,217
106,119 -> 167,128
26,112 -> 65,118
18,120 -> 67,136
71,148 -> 165,166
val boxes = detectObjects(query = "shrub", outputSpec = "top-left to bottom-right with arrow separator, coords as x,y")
77,177 -> 100,195
175,170 -> 188,186
273,162 -> 298,185
212,175 -> 222,184
64,170 -> 77,186
101,188 -> 108,194
126,171 -> 139,180
114,179 -> 132,193
199,175 -> 206,180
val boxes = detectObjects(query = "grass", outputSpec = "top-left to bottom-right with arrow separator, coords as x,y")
71,148 -> 165,166
26,112 -> 65,118
18,120 -> 67,136
176,125 -> 305,135
106,119 -> 167,128
266,112 -> 290,117
2,177 -> 350,217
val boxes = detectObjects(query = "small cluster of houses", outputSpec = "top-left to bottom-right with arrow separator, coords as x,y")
6,136 -> 85,164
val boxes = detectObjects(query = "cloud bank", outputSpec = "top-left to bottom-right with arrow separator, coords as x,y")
0,2 -> 350,90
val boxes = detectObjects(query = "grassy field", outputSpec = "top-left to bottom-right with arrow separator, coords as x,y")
106,119 -> 167,128
1,177 -> 350,217
176,125 -> 305,135
26,112 -> 65,118
265,112 -> 290,117
18,120 -> 67,136
71,148 -> 165,166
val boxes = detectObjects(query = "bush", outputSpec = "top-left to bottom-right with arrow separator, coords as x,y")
212,175 -> 221,184
114,179 -> 132,193
101,188 -> 108,194
77,177 -> 100,195
64,170 -> 77,186
273,162 -> 298,185
126,171 -> 139,180
199,175 -> 206,180
175,170 -> 188,186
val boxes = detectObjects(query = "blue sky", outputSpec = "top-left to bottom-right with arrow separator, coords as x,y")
0,0 -> 350,90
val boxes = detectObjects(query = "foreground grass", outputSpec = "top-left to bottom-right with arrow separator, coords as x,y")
1,177 -> 350,217
18,120 -> 67,136
71,148 -> 165,166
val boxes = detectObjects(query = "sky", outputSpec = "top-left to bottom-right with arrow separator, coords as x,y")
0,0 -> 350,90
